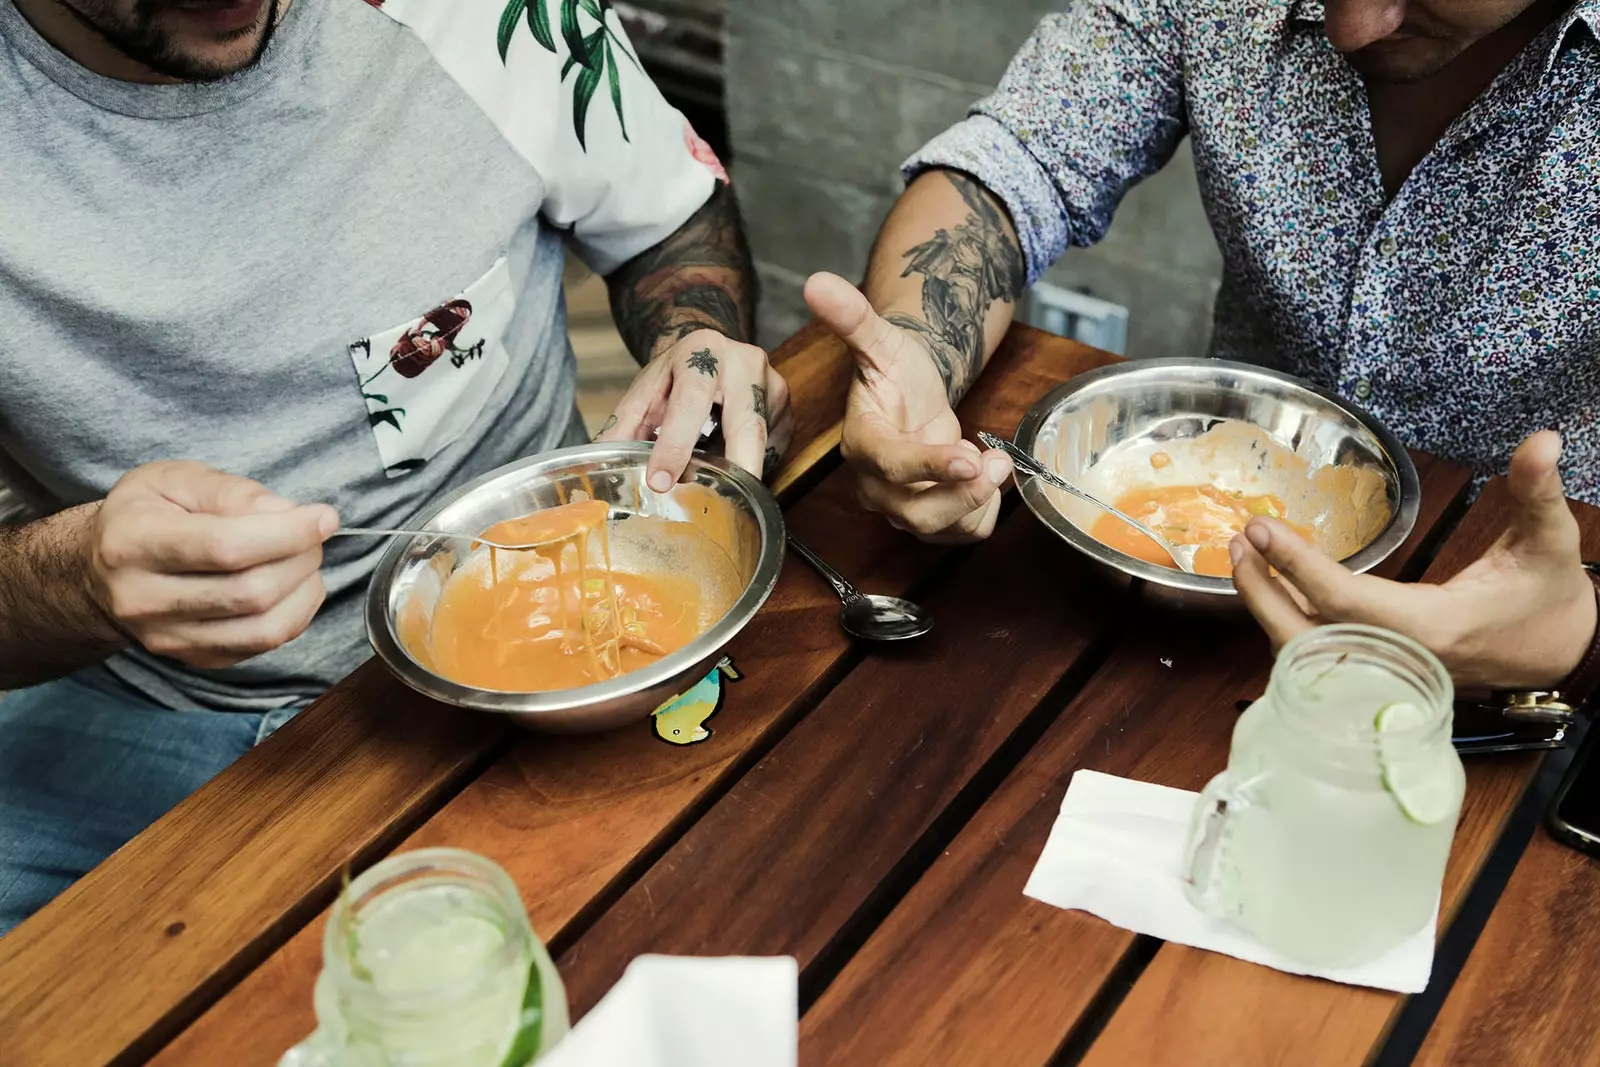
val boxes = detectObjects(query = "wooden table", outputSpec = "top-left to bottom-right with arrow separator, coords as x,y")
3,324 -> 1598,1067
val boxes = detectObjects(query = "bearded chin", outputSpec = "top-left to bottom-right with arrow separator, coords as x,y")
76,0 -> 281,81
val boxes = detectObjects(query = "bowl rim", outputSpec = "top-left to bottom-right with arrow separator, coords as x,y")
1012,356 -> 1421,596
363,441 -> 786,714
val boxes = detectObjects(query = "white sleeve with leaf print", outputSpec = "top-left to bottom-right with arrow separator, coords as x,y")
367,0 -> 723,275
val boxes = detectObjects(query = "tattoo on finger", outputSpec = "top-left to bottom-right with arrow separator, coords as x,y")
751,383 -> 769,424
592,413 -> 619,441
686,348 -> 719,377
764,446 -> 782,477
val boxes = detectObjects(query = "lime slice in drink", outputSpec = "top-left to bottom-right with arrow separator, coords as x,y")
1375,702 -> 1454,825
496,956 -> 545,1067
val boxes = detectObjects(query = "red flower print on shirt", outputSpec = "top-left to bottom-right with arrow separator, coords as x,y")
390,299 -> 476,379
684,121 -> 728,184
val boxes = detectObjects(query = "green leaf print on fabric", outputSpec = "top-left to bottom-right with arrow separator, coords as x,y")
603,35 -> 626,142
369,408 -> 406,431
527,0 -> 556,51
559,0 -> 593,69
496,0 -> 526,62
572,47 -> 604,151
499,0 -> 633,151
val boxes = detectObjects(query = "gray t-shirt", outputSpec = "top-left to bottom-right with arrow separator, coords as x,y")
0,0 -> 722,709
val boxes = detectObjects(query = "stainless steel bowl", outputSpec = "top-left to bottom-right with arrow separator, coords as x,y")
1013,358 -> 1420,609
365,443 -> 785,732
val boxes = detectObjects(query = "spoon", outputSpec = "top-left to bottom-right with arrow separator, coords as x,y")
786,535 -> 933,641
976,431 -> 1200,575
331,527 -> 559,552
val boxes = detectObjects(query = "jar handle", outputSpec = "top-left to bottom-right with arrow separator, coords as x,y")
1182,769 -> 1259,917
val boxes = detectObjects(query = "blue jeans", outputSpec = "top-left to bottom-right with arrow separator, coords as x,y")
0,672 -> 297,935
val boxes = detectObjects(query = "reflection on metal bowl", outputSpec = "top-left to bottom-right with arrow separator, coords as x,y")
365,443 -> 785,732
1012,358 -> 1421,610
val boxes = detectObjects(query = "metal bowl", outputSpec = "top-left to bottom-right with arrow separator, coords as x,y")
1012,357 -> 1420,610
365,442 -> 785,732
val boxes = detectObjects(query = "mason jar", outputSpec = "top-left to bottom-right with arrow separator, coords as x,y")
1183,624 -> 1465,968
279,848 -> 569,1067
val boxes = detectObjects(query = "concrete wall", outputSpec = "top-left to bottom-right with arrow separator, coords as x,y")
724,1 -> 1223,359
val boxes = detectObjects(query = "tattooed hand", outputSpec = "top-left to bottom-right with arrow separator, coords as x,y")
805,274 -> 1011,541
803,170 -> 1025,543
598,183 -> 789,487
596,329 -> 794,490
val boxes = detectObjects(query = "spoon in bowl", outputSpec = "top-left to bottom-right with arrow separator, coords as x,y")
330,527 -> 562,552
786,535 -> 933,641
976,431 -> 1200,575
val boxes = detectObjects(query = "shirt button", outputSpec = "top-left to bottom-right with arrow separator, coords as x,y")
1378,237 -> 1399,257
1354,378 -> 1374,401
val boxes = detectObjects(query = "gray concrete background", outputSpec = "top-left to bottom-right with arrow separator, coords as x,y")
724,0 -> 1224,359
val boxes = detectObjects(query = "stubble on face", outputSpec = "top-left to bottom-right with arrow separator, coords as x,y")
1332,0 -> 1551,83
58,0 -> 282,81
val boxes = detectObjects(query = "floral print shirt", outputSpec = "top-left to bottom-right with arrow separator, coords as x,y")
906,0 -> 1600,501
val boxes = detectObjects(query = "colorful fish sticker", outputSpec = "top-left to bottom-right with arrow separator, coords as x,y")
652,656 -> 740,746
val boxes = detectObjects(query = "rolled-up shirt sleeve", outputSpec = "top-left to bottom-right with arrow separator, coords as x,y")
904,2 -> 1187,286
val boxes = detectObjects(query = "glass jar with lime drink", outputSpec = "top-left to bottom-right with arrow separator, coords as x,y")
279,848 -> 568,1067
1183,624 -> 1465,968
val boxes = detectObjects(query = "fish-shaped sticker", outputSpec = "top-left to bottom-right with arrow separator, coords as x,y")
652,656 -> 741,745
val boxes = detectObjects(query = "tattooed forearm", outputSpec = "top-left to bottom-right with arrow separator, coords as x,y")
606,182 -> 757,364
889,171 -> 1025,403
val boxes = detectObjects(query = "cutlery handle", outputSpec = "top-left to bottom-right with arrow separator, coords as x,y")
786,535 -> 859,602
975,432 -> 1193,571
331,526 -> 437,540
977,432 -> 1080,497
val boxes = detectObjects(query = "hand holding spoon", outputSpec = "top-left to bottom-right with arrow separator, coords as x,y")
786,535 -> 932,641
976,431 -> 1200,574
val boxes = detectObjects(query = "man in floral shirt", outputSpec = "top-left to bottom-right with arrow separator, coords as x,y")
0,0 -> 788,931
805,0 -> 1598,694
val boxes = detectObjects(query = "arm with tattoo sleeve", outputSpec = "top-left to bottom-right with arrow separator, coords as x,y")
604,182 -> 757,364
865,169 -> 1026,402
595,181 -> 792,485
801,168 -> 1026,542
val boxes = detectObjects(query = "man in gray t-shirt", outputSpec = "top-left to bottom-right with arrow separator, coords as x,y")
0,0 -> 791,932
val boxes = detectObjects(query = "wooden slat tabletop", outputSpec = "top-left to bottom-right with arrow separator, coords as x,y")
3,321 -> 1594,1067
1414,789 -> 1600,1066
1071,479 -> 1593,1067
115,325 -> 1117,1067
799,450 -> 1473,1067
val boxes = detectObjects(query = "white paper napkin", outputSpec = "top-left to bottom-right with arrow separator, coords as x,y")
540,956 -> 798,1067
1023,770 -> 1438,993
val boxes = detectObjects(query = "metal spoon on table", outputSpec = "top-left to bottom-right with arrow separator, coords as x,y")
786,536 -> 933,641
976,431 -> 1200,575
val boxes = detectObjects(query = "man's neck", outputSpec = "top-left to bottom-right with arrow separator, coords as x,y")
1366,0 -> 1570,197
9,0 -> 293,84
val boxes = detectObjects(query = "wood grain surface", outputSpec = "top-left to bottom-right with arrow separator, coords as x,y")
0,666 -> 508,1067
1414,812 -> 1600,1065
764,321 -> 851,504
148,327 -> 1118,1065
0,317 -> 853,1067
798,452 -> 1473,1067
1078,480 -> 1600,1067
556,507 -> 1130,1016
